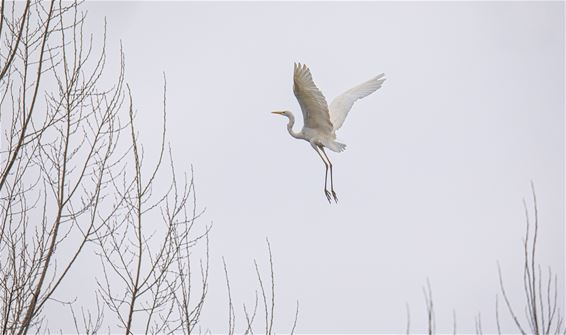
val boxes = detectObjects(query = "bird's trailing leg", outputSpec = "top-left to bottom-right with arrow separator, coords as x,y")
311,143 -> 332,203
320,147 -> 338,203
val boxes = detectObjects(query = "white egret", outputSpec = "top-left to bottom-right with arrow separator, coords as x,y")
272,63 -> 385,203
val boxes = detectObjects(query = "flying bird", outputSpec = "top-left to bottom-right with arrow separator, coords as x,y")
272,63 -> 385,203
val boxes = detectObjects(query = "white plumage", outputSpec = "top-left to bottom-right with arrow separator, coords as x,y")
272,63 -> 385,203
329,73 -> 386,131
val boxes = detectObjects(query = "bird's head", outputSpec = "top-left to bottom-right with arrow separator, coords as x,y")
271,110 -> 291,118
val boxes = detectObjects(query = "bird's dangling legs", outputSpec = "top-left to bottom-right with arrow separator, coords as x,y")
311,143 -> 332,203
320,147 -> 338,203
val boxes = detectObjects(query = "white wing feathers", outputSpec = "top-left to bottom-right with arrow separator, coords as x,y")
329,73 -> 385,131
293,63 -> 334,135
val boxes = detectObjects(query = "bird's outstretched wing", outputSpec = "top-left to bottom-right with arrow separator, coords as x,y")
329,74 -> 385,131
293,63 -> 334,134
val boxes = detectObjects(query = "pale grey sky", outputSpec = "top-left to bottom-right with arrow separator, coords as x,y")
50,1 -> 565,333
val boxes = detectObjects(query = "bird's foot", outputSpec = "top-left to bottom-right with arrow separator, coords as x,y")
331,190 -> 338,203
324,190 -> 332,203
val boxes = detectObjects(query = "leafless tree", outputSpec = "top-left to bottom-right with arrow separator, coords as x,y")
94,78 -> 211,335
1,2 -> 297,334
405,278 -> 444,335
407,183 -> 563,334
222,239 -> 299,335
423,279 -> 435,335
497,182 -> 564,335
0,1 -> 125,333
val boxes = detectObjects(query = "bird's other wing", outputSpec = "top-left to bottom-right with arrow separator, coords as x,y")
293,63 -> 334,134
329,73 -> 385,131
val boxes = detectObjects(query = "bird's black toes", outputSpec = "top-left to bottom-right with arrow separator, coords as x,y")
332,190 -> 338,203
324,190 -> 332,203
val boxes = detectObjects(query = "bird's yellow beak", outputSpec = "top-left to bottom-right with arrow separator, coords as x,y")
271,111 -> 285,115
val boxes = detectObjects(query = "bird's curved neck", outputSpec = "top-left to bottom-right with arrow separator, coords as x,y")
285,112 -> 301,139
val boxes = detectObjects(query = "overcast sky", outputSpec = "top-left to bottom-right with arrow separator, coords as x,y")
49,1 -> 565,333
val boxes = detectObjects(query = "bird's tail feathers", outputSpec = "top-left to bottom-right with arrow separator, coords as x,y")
326,141 -> 347,153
